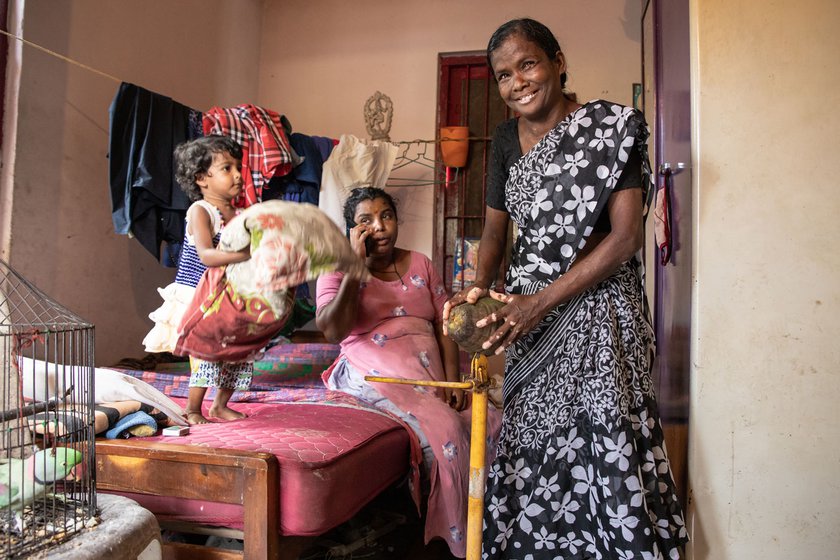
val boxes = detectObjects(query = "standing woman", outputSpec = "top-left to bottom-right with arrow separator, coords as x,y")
443,19 -> 688,558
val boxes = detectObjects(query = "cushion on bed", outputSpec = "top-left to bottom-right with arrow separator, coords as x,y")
252,342 -> 340,385
117,342 -> 340,391
29,400 -> 175,437
102,398 -> 409,536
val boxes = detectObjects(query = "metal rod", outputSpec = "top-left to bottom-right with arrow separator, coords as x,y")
466,388 -> 488,560
0,386 -> 73,422
366,353 -> 492,559
363,376 -> 474,390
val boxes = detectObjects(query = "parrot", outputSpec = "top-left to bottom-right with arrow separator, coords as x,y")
0,447 -> 83,533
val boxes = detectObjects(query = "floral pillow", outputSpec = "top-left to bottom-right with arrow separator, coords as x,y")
175,201 -> 367,362
221,200 -> 368,317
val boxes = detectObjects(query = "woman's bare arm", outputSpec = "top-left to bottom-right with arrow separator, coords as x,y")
443,207 -> 510,331
435,321 -> 467,410
480,188 -> 644,351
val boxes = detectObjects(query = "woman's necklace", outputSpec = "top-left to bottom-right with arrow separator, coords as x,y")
392,258 -> 408,291
369,253 -> 408,291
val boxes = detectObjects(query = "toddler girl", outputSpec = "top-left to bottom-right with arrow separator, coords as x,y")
142,135 -> 252,425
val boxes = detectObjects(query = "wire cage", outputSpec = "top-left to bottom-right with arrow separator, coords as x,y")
0,259 -> 96,558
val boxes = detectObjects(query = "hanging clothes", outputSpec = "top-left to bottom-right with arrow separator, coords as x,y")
311,135 -> 338,162
262,133 -> 328,205
318,134 -> 398,232
108,82 -> 202,266
202,105 -> 298,207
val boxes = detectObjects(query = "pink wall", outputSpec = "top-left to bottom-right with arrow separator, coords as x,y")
2,0 -> 641,365
257,0 -> 643,256
5,0 -> 263,365
688,0 -> 840,557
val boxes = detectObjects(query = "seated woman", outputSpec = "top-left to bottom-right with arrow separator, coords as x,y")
316,187 -> 500,559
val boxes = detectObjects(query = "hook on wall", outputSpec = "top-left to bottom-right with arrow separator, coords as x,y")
387,140 -> 461,188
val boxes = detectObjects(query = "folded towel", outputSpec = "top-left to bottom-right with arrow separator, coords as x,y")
105,410 -> 159,439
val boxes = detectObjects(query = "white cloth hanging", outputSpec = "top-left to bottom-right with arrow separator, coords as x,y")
318,134 -> 399,232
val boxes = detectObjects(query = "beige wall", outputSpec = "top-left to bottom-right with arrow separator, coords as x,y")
1,0 -> 642,365
687,0 -> 840,557
10,1 -> 839,557
4,0 -> 263,365
257,0 -> 643,256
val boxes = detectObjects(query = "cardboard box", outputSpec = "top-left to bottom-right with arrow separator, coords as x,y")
452,238 -> 480,291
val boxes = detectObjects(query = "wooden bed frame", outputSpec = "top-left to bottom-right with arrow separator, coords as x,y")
95,439 -> 313,560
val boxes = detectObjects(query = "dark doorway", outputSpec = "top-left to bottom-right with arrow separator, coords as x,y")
434,52 -> 509,294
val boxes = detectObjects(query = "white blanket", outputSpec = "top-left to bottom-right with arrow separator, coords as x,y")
19,356 -> 187,426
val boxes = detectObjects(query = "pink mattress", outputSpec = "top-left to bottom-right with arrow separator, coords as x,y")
104,397 -> 409,536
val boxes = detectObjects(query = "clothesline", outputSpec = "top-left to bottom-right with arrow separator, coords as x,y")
3,26 -> 469,190
393,136 -> 491,144
0,28 -> 123,84
0,29 -> 491,148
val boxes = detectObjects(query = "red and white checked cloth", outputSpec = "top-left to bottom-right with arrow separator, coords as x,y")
203,105 -> 295,207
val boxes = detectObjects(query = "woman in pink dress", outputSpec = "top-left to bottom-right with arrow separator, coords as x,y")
316,187 -> 500,558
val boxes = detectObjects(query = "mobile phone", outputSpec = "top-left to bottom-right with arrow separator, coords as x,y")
364,235 -> 375,254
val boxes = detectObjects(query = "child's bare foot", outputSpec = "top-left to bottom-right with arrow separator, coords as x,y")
208,405 -> 247,421
184,410 -> 209,425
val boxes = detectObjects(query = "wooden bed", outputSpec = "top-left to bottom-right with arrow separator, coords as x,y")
96,439 -> 287,560
94,342 -> 414,560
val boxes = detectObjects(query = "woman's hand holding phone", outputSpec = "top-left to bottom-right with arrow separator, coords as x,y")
349,223 -> 371,259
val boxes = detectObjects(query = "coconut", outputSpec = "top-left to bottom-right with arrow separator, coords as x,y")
446,296 -> 506,355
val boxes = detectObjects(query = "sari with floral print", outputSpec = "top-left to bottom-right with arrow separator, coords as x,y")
482,101 -> 688,559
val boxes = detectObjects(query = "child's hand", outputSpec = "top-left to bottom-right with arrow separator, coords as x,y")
208,246 -> 250,267
236,246 -> 251,262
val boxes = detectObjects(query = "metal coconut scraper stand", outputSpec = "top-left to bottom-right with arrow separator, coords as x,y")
365,352 -> 494,560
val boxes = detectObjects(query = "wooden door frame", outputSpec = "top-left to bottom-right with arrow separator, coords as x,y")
642,0 -> 692,506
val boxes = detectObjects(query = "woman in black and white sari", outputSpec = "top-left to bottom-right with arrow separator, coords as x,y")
443,18 -> 688,559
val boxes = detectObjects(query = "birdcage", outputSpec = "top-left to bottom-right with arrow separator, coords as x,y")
0,259 -> 96,558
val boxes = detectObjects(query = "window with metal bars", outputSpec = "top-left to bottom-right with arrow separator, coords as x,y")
434,52 -> 512,294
